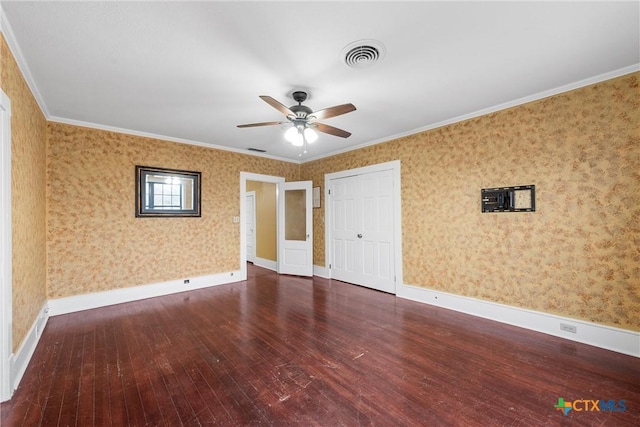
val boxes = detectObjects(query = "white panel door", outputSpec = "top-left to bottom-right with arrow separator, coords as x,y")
245,191 -> 256,263
277,181 -> 313,277
330,176 -> 359,284
330,169 -> 395,293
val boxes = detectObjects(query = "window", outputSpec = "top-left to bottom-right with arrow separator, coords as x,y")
147,180 -> 183,210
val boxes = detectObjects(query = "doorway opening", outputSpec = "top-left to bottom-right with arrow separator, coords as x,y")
239,173 -> 284,281
239,172 -> 313,280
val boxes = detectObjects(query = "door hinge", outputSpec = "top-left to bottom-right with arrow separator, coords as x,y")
328,189 -> 331,195
329,264 -> 332,269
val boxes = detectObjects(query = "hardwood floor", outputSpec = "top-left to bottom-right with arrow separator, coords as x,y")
2,264 -> 639,426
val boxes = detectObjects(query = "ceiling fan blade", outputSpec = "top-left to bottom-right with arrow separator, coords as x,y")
308,103 -> 356,121
259,95 -> 295,117
314,122 -> 352,138
237,121 -> 283,128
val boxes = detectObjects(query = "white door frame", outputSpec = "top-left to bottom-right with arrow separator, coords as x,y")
245,191 -> 257,263
324,160 -> 403,291
1,89 -> 13,402
239,172 -> 285,280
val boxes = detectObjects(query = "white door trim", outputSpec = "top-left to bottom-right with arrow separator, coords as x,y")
239,172 -> 285,280
245,191 -> 256,263
1,89 -> 13,402
324,160 -> 403,291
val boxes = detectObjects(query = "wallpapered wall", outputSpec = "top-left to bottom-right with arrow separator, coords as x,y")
4,21 -> 639,357
47,123 -> 299,299
302,72 -> 640,331
1,36 -> 48,352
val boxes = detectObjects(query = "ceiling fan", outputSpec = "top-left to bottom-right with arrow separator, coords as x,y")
237,91 -> 356,148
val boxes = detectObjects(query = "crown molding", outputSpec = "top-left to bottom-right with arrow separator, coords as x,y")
0,5 -> 298,165
2,2 -> 636,166
303,64 -> 640,163
48,116 -> 299,164
0,5 -> 50,118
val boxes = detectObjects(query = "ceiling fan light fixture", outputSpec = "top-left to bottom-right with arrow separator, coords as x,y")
284,126 -> 303,146
304,128 -> 318,143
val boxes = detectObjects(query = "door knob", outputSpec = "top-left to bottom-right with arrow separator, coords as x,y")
357,234 -> 363,238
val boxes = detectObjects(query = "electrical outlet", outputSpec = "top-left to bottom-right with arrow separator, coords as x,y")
560,323 -> 577,333
184,279 -> 190,285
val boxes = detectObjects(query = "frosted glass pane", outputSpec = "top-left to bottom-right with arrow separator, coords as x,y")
285,189 -> 306,241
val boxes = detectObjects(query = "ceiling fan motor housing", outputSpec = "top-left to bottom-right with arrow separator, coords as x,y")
290,104 -> 312,118
290,91 -> 312,118
292,91 -> 308,103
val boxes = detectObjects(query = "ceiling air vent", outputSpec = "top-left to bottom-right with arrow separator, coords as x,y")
342,39 -> 386,68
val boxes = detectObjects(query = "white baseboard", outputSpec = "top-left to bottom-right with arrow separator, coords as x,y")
8,276 -> 638,405
313,264 -> 330,279
252,257 -> 276,272
48,270 -> 242,316
251,261 -> 329,278
398,283 -> 639,357
11,302 -> 48,394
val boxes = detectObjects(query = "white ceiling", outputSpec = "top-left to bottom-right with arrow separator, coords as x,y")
1,1 -> 638,162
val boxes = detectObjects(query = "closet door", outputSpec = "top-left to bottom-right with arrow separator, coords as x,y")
330,169 -> 395,293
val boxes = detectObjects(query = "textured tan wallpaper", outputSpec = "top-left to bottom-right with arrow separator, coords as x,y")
302,72 -> 640,331
5,20 -> 639,349
1,36 -> 48,352
47,123 -> 298,299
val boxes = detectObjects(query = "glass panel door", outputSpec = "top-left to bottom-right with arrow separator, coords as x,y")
278,181 -> 313,276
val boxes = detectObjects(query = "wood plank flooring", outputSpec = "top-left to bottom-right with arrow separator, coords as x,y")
2,264 -> 639,426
